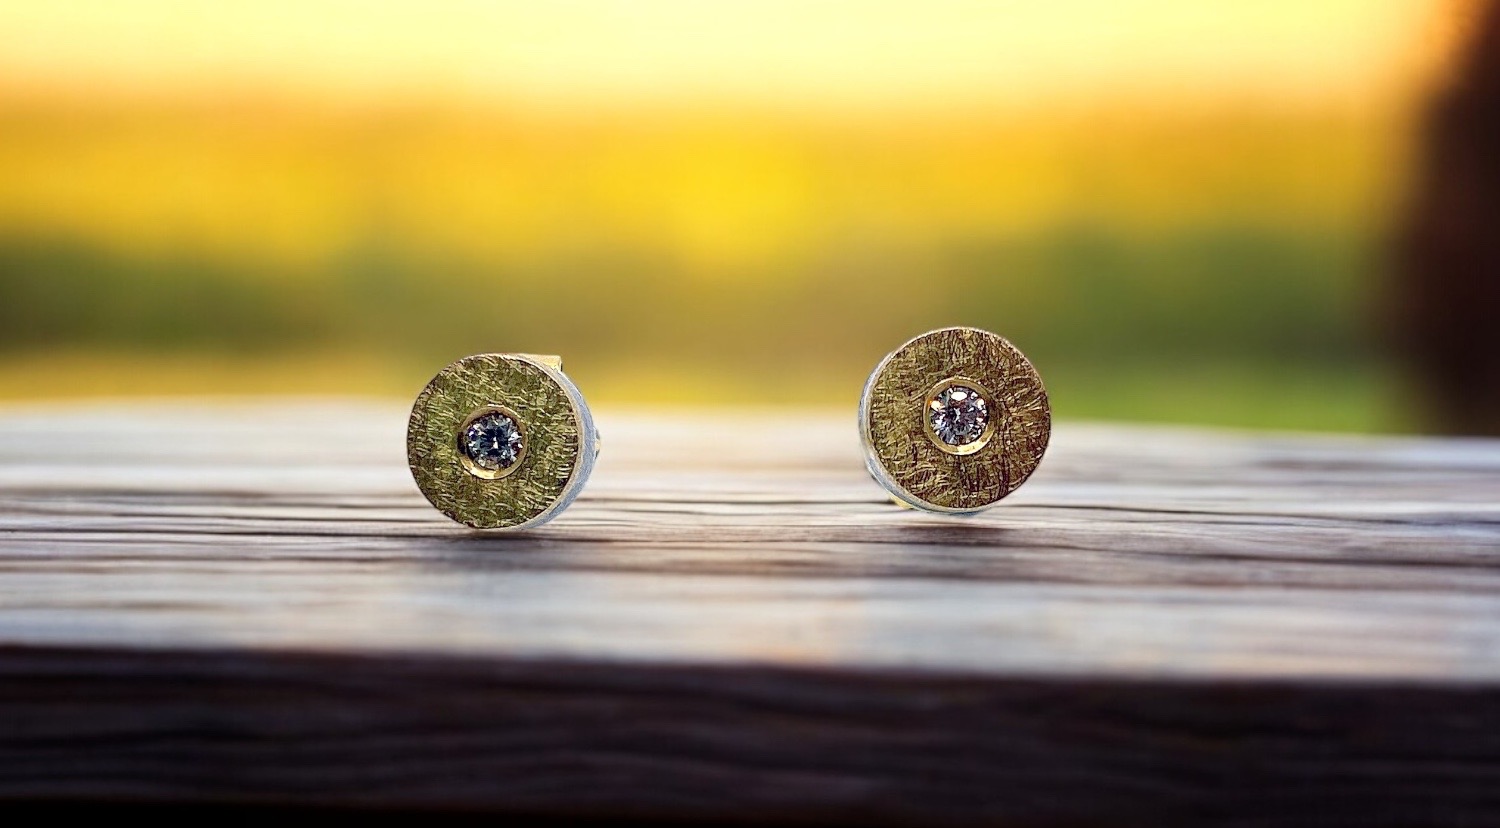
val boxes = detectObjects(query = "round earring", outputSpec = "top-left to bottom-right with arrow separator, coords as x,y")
859,327 -> 1049,513
407,353 -> 599,530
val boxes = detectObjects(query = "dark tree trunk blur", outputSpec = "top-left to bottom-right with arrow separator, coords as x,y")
1397,3 -> 1500,435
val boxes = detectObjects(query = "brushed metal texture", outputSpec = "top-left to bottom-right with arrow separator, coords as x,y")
862,327 -> 1050,512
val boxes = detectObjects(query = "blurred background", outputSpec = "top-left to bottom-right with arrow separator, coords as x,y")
0,0 -> 1494,432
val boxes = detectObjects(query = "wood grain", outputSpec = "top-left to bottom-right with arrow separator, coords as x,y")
0,401 -> 1498,824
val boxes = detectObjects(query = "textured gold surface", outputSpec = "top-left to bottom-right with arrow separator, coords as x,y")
865,327 -> 1050,512
407,354 -> 581,529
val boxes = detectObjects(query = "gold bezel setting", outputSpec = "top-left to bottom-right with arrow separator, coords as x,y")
456,404 -> 528,481
859,327 -> 1049,513
922,376 -> 999,457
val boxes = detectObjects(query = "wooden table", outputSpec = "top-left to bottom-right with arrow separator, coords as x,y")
1,401 -> 1498,825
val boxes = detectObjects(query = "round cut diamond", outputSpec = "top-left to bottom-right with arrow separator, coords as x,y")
461,411 -> 523,471
928,385 -> 989,447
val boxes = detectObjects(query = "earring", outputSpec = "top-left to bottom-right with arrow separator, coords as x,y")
859,327 -> 1049,513
407,353 -> 599,530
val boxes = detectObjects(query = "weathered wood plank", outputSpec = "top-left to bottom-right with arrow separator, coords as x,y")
4,647 -> 1500,826
0,401 -> 1498,822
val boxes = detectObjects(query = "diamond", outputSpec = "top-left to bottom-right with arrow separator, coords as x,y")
461,411 -> 523,471
928,385 -> 989,447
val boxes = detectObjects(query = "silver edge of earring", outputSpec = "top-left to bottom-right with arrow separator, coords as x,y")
517,356 -> 599,530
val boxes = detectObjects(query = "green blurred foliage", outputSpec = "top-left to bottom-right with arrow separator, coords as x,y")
0,224 -> 1372,362
0,220 -> 1393,429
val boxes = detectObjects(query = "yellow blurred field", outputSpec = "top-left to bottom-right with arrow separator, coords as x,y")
0,1 -> 1472,430
0,97 -> 1402,267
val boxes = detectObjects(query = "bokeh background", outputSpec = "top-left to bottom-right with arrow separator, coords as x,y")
0,1 -> 1490,431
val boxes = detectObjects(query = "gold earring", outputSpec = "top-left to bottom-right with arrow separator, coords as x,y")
407,353 -> 598,530
859,327 -> 1049,513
